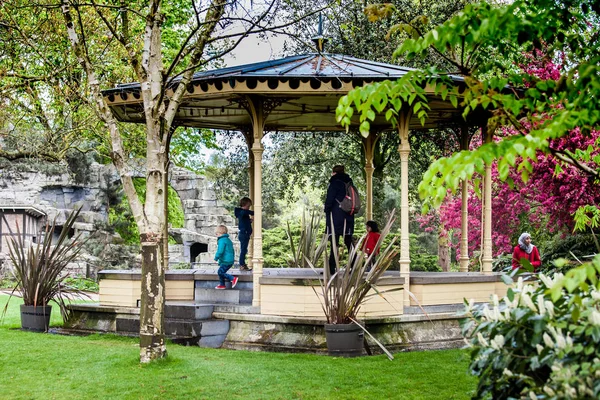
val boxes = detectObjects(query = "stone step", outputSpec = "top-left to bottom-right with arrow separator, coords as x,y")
213,304 -> 260,314
194,287 -> 253,304
115,317 -> 229,338
195,280 -> 253,290
171,334 -> 228,349
165,303 -> 214,320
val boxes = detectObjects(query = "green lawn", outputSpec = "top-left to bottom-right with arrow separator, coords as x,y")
0,295 -> 477,399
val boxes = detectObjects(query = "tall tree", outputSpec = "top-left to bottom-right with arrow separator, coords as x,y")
336,0 -> 600,255
1,0 -> 320,362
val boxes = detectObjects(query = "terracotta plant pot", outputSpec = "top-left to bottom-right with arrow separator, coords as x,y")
20,305 -> 52,332
324,322 -> 364,357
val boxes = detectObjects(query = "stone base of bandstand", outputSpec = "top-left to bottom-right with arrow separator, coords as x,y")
66,268 -> 511,355
217,312 -> 465,354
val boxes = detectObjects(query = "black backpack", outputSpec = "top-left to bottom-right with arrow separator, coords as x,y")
337,182 -> 362,215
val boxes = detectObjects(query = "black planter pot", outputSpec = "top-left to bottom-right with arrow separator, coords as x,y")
20,305 -> 52,332
324,323 -> 364,357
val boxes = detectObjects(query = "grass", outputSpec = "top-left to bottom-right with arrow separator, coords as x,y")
0,295 -> 477,399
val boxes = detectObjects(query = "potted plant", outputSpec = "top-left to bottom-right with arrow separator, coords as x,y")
3,209 -> 86,332
308,211 -> 400,359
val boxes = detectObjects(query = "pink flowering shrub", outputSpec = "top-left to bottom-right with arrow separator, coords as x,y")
418,50 -> 600,260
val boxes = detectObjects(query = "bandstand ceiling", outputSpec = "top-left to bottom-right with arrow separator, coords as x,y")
103,53 -> 466,132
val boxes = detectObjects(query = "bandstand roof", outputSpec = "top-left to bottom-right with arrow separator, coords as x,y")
103,53 -> 466,132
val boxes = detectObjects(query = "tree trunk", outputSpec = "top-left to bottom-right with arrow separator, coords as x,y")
438,229 -> 450,272
139,230 -> 167,362
138,118 -> 169,362
138,162 -> 169,362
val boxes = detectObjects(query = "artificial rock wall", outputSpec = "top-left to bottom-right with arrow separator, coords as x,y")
0,161 -> 236,274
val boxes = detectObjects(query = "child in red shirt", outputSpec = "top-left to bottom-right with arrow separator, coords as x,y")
363,220 -> 381,271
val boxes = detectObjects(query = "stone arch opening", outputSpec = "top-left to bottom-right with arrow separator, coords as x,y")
190,242 -> 208,263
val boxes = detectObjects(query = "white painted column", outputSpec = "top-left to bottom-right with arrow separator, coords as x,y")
364,134 -> 376,221
459,180 -> 470,272
481,124 -> 493,274
247,158 -> 254,267
245,97 -> 265,307
251,141 -> 264,304
398,111 -> 411,308
459,125 -> 470,272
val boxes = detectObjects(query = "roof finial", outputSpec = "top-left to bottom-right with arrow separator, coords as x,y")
311,13 -> 328,53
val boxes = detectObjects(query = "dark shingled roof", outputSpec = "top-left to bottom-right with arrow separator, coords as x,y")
102,53 -> 466,131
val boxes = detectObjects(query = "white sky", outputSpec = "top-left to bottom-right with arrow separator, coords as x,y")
222,33 -> 287,67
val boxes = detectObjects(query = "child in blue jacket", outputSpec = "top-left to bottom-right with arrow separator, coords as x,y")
234,197 -> 254,271
214,225 -> 238,290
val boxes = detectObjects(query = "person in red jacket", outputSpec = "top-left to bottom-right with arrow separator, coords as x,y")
362,220 -> 381,271
512,232 -> 541,272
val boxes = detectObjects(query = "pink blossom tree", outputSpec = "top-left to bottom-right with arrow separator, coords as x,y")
419,50 -> 600,260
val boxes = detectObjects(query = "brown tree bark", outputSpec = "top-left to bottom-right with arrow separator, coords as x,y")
438,228 -> 450,272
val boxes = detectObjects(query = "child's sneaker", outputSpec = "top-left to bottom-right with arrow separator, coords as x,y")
231,277 -> 239,289
215,285 -> 226,290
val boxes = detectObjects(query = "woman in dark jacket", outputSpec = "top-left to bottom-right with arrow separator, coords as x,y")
324,165 -> 355,274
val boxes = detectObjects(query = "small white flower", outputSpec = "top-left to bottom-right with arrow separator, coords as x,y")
537,295 -> 546,315
504,297 -> 518,308
491,334 -> 505,349
477,332 -> 489,347
544,301 -> 555,318
517,277 -> 524,292
482,305 -> 494,321
591,289 -> 600,301
551,364 -> 561,372
492,294 -> 499,307
543,386 -> 556,396
555,334 -> 567,349
521,293 -> 537,312
536,344 -> 544,354
538,273 -> 554,289
503,368 -> 514,377
543,332 -> 554,347
589,310 -> 600,326
494,305 -> 503,321
528,390 -> 537,400
468,298 -> 475,310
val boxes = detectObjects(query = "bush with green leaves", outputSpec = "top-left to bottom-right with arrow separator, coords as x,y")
263,225 -> 293,268
461,256 -> 600,399
108,177 -> 184,245
62,277 -> 99,293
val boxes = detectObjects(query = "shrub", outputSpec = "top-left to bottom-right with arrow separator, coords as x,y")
107,177 -> 184,245
409,233 -> 441,272
263,226 -> 292,268
461,257 -> 600,399
62,277 -> 99,293
411,254 -> 441,272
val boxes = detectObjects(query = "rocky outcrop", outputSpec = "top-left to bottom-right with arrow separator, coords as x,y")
0,161 -> 237,275
167,166 -> 237,264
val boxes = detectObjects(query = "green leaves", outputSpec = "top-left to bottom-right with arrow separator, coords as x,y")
335,71 -> 439,137
464,256 -> 600,399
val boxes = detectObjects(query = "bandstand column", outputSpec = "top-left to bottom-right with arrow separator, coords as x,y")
363,134 -> 376,221
481,124 -> 493,274
459,124 -> 470,272
245,97 -> 265,307
398,111 -> 411,308
247,154 -> 255,267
